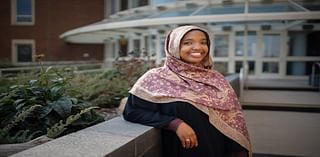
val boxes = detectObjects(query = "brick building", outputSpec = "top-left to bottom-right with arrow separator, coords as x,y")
0,0 -> 104,67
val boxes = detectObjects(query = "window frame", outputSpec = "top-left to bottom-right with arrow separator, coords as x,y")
11,0 -> 35,25
12,39 -> 36,64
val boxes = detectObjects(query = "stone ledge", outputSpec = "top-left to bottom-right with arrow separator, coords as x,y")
11,74 -> 239,157
11,117 -> 162,157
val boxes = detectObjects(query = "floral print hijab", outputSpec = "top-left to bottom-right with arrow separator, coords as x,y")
129,25 -> 252,156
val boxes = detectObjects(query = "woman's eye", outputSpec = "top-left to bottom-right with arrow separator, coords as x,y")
183,42 -> 192,45
201,41 -> 207,45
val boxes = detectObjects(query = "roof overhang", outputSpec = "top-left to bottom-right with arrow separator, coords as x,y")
60,11 -> 320,44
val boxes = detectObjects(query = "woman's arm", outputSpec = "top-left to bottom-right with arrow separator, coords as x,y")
123,94 -> 198,149
123,94 -> 176,128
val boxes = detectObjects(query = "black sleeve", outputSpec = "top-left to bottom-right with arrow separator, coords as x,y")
123,94 -> 176,128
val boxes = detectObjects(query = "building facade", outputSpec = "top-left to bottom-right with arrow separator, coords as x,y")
0,0 -> 104,67
61,0 -> 320,79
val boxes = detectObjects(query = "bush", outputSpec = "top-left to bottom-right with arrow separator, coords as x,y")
0,77 -> 14,94
71,58 -> 156,108
71,69 -> 127,108
0,67 -> 104,144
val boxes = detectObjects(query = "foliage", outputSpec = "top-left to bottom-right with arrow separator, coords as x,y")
0,77 -> 14,94
71,58 -> 156,108
0,70 -> 46,93
46,106 -> 98,138
114,58 -> 156,87
0,67 -> 104,144
0,58 -> 12,68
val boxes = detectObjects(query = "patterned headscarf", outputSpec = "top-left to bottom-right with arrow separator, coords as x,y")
129,25 -> 252,156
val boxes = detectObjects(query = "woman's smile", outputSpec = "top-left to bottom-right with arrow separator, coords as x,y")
189,52 -> 204,58
179,30 -> 209,66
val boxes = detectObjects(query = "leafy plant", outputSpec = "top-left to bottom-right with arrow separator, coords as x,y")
71,58 -> 156,108
0,66 -> 104,144
46,106 -> 98,138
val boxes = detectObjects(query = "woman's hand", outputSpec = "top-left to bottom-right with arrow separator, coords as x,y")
176,122 -> 198,149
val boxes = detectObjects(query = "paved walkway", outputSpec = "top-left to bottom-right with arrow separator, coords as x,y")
242,78 -> 320,157
244,110 -> 320,157
242,90 -> 320,108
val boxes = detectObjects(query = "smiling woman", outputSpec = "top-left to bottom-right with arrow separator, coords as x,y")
123,25 -> 252,157
179,30 -> 209,67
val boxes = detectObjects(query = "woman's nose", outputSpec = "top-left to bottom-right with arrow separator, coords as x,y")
192,42 -> 201,49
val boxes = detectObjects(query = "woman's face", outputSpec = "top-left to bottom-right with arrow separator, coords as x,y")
179,30 -> 209,67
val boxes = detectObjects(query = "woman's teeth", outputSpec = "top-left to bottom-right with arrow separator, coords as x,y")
190,52 -> 202,57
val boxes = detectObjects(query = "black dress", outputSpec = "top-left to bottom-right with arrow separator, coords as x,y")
123,94 -> 246,157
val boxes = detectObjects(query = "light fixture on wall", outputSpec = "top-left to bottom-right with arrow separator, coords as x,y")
222,26 -> 232,31
158,30 -> 165,34
302,24 -> 314,30
222,0 -> 233,5
156,6 -> 167,11
261,25 -> 271,30
186,3 -> 198,8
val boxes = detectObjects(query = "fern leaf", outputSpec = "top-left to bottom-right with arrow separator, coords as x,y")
1,130 -> 40,143
46,120 -> 66,139
46,106 -> 98,138
2,105 -> 41,133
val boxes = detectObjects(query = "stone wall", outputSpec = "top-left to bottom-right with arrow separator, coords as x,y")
11,117 -> 162,157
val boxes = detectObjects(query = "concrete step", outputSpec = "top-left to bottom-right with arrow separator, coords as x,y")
244,78 -> 319,91
242,90 -> 320,110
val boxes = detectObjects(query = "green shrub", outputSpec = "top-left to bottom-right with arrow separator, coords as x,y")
0,77 -> 14,94
71,58 -> 156,108
0,67 -> 104,144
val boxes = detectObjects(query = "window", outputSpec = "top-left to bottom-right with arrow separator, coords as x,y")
118,38 -> 128,57
132,39 -> 141,57
247,61 -> 255,75
262,62 -> 279,73
106,0 -> 149,17
214,35 -> 229,57
151,0 -> 173,5
238,61 -> 255,75
235,61 -> 243,73
287,61 -> 315,76
196,4 -> 244,15
120,0 -> 128,11
235,31 -> 257,57
12,40 -> 35,63
138,0 -> 148,6
106,0 -> 117,17
249,2 -> 300,13
288,31 -> 320,57
263,34 -> 280,57
214,62 -> 228,74
131,0 -> 148,8
150,35 -> 157,57
11,0 -> 35,25
160,36 -> 166,58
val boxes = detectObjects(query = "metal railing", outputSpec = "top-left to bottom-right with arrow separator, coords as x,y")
310,62 -> 320,91
0,62 -> 104,78
239,62 -> 249,102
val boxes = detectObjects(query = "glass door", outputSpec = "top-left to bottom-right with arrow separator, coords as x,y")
212,33 -> 232,74
257,31 -> 284,78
